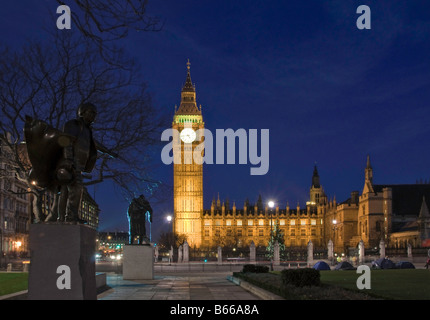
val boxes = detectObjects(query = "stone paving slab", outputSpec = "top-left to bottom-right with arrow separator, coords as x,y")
98,272 -> 261,300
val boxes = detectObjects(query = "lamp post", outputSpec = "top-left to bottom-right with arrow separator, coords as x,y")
268,201 -> 275,231
332,219 -> 337,257
165,215 -> 173,264
268,200 -> 275,271
166,214 -> 172,233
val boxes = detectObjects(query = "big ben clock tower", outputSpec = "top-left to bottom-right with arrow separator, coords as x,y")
172,60 -> 204,248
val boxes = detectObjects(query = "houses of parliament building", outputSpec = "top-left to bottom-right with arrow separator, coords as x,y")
172,62 -> 430,255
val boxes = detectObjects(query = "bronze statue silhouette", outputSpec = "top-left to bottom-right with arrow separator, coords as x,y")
24,102 -> 117,223
128,195 -> 153,244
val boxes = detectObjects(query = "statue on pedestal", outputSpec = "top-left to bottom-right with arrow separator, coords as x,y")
127,194 -> 153,244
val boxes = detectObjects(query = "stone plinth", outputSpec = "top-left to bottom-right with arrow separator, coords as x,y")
217,246 -> 222,265
122,245 -> 154,280
28,223 -> 97,300
249,241 -> 256,263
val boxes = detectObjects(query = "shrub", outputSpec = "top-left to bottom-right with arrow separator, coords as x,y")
242,264 -> 269,273
281,268 -> 321,287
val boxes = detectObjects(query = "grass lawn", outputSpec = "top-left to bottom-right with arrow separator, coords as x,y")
320,269 -> 430,300
0,273 -> 28,296
236,268 -> 430,300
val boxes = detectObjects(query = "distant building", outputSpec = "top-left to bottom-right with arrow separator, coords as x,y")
172,61 -> 204,248
97,231 -> 129,256
321,156 -> 430,253
170,62 -> 430,254
78,188 -> 100,229
0,140 -> 31,256
0,168 -> 31,255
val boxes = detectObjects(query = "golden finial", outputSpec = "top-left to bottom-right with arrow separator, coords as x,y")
187,59 -> 191,71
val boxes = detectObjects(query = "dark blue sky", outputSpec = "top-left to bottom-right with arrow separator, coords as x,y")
1,1 -> 430,240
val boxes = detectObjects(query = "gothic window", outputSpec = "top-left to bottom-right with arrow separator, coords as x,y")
376,221 -> 381,232
226,228 -> 232,236
4,180 -> 11,191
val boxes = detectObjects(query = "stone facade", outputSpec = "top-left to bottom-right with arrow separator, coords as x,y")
171,63 -> 430,254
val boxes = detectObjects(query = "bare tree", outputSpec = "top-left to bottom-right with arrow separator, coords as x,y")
0,31 -> 168,221
55,0 -> 163,61
157,232 -> 187,251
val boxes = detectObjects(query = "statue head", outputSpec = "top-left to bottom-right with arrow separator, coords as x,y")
77,102 -> 97,125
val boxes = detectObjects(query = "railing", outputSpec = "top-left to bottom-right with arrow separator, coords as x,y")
153,260 -> 311,273
154,262 -> 244,273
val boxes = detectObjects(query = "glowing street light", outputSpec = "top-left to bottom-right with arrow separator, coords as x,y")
332,219 -> 337,250
267,200 -> 276,271
166,215 -> 172,223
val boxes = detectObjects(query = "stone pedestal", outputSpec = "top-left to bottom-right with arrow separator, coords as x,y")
379,239 -> 386,259
178,245 -> 183,263
407,243 -> 413,258
123,245 -> 154,280
307,240 -> 314,266
28,223 -> 96,300
183,240 -> 189,262
249,241 -> 256,263
358,240 -> 365,264
327,240 -> 334,260
217,246 -> 222,265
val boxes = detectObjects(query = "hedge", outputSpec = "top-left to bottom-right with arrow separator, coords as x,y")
242,264 -> 269,273
281,268 -> 321,287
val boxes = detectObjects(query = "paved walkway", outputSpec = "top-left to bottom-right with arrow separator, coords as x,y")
97,272 -> 262,300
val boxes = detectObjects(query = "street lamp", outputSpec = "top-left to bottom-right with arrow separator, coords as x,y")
267,200 -> 275,271
332,219 -> 337,254
166,215 -> 172,223
268,201 -> 275,230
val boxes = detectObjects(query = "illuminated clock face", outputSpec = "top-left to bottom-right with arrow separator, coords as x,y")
180,128 -> 196,143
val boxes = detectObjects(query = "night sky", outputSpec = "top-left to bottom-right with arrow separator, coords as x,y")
1,1 -> 430,241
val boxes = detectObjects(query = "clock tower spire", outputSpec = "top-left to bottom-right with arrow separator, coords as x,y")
176,59 -> 201,116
